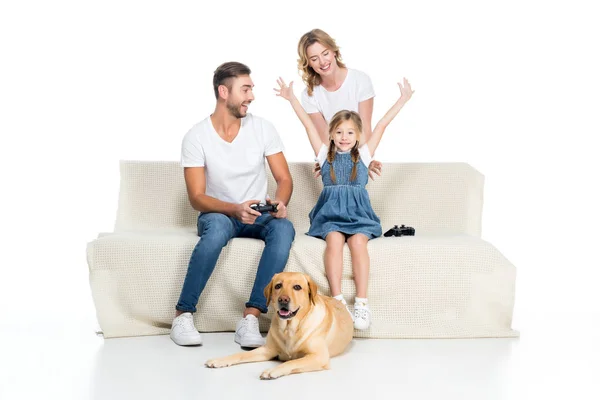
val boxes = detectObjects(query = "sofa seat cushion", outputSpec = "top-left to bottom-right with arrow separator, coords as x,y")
88,231 -> 517,338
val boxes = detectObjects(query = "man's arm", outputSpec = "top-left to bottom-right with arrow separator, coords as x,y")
183,167 -> 236,215
266,152 -> 293,206
184,167 -> 262,223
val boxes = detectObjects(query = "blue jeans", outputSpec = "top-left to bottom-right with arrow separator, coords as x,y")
176,212 -> 295,314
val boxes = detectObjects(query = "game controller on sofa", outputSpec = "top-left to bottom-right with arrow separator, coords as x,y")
250,203 -> 278,213
384,224 -> 416,237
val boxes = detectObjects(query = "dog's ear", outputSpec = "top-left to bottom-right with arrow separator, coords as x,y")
305,274 -> 318,305
264,279 -> 274,307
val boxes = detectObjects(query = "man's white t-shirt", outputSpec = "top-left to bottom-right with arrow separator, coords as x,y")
300,68 -> 375,123
181,113 -> 284,205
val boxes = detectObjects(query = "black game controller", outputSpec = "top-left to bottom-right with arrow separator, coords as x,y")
250,203 -> 278,213
384,224 -> 415,237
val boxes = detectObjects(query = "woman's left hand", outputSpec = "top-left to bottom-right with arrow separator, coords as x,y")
368,160 -> 383,180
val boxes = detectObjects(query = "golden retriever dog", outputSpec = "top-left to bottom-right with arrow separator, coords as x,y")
205,272 -> 354,379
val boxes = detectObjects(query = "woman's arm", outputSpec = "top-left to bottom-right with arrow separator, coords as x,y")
358,97 -> 374,143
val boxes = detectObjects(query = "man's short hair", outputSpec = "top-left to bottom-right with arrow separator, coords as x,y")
213,62 -> 252,99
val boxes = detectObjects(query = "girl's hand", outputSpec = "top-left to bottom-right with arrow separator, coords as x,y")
273,77 -> 295,101
398,78 -> 415,103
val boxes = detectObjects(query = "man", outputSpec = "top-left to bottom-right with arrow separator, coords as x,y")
171,62 -> 295,348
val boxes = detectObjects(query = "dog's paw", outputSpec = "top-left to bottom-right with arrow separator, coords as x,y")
260,367 -> 284,380
205,358 -> 232,368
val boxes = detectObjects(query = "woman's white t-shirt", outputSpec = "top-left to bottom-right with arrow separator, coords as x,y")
300,68 -> 375,123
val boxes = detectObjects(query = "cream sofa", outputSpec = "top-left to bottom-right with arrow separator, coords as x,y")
87,161 -> 518,339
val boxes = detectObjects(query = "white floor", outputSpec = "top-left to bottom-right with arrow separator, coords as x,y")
2,1 -> 599,398
1,309 -> 599,400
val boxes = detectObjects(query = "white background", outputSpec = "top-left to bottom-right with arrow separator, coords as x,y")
1,0 -> 599,397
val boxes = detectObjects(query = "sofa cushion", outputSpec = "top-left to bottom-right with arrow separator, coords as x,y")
88,231 -> 517,338
114,161 -> 484,236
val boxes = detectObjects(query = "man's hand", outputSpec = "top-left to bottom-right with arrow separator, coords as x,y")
266,198 -> 287,219
234,200 -> 262,224
368,160 -> 383,181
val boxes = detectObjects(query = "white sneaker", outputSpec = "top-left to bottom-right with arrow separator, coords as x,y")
234,315 -> 265,348
334,296 -> 355,321
170,312 -> 203,346
353,302 -> 371,330
342,300 -> 355,321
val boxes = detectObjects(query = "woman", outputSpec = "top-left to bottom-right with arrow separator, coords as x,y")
297,28 -> 383,178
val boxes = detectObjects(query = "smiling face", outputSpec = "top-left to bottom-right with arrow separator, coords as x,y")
306,41 -> 338,78
297,29 -> 346,96
331,119 -> 359,152
264,272 -> 317,320
222,75 -> 254,118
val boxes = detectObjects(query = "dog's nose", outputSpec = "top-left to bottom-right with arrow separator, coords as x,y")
278,295 -> 290,305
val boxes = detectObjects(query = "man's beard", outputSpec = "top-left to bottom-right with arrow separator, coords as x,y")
226,101 -> 246,118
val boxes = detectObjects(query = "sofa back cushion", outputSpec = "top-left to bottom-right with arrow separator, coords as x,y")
115,161 -> 483,236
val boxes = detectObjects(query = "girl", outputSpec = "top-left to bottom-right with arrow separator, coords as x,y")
297,28 -> 383,179
274,77 -> 414,329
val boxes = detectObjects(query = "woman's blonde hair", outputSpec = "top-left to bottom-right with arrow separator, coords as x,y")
327,110 -> 362,183
297,29 -> 346,96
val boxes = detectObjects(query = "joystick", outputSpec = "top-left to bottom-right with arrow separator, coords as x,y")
250,203 -> 278,213
384,224 -> 415,237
